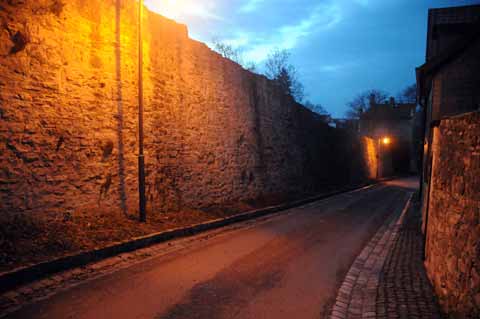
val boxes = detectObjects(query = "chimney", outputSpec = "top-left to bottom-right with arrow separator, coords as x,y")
369,93 -> 376,108
389,96 -> 395,107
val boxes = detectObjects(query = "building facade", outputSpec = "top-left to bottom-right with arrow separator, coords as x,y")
417,4 -> 480,317
359,97 -> 417,175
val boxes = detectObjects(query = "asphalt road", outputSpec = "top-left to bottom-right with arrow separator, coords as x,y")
6,177 -> 418,319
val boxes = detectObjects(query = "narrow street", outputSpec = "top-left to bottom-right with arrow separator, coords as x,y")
5,177 -> 417,319
1,1 -> 478,317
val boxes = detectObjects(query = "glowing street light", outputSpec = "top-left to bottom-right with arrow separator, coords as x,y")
377,136 -> 391,179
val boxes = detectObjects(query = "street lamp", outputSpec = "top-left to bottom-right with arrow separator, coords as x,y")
377,136 -> 391,179
138,0 -> 147,222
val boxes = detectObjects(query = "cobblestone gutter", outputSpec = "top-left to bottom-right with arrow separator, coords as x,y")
329,193 -> 444,319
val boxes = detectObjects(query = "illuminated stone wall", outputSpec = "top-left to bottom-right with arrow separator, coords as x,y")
362,137 -> 378,179
425,111 -> 480,317
0,0 -> 375,218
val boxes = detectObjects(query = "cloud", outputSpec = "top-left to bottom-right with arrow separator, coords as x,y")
239,0 -> 265,13
187,5 -> 224,21
353,0 -> 369,6
221,31 -> 251,47
233,2 -> 343,62
278,3 -> 342,46
244,44 -> 274,61
320,64 -> 345,72
145,0 -> 224,22
318,61 -> 358,73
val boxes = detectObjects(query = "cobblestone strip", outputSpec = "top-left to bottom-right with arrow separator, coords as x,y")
376,199 -> 444,319
329,192 -> 413,319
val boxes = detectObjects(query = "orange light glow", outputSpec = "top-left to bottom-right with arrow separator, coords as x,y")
382,137 -> 391,145
364,137 -> 378,179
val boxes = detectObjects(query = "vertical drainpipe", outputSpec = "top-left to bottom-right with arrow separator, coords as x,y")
138,0 -> 147,222
376,138 -> 381,179
418,98 -> 426,198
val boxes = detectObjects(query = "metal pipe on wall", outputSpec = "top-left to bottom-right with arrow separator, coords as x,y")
138,0 -> 147,222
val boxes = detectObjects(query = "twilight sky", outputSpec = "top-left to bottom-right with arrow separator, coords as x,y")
144,0 -> 480,118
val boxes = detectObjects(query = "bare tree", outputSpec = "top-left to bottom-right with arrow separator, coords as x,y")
265,49 -> 290,80
211,38 -> 257,73
212,38 -> 242,63
212,44 -> 304,101
346,89 -> 389,119
304,100 -> 331,123
304,100 -> 327,115
396,84 -> 417,104
244,61 -> 257,73
264,48 -> 304,103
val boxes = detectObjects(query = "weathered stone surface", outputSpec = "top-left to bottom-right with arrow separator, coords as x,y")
0,1 -> 376,220
425,111 -> 480,318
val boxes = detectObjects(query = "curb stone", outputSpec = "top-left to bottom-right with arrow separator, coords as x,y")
0,179 -> 397,295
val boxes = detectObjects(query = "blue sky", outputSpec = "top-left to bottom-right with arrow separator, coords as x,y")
145,0 -> 480,118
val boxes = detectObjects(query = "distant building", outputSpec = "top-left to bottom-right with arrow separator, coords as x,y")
359,96 -> 417,174
359,97 -> 415,138
331,118 -> 359,132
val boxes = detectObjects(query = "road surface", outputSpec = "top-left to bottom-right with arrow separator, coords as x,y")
5,177 -> 418,319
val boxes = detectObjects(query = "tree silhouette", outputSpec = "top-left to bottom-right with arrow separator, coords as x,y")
304,100 -> 331,123
265,49 -> 304,103
396,84 -> 417,104
346,89 -> 389,119
211,38 -> 257,72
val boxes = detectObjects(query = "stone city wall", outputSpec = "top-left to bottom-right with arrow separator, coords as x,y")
0,0 -> 376,220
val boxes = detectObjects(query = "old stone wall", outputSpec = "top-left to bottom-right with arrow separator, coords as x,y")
424,111 -> 480,318
0,0 -> 375,220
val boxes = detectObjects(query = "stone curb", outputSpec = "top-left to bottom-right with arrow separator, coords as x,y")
0,179 -> 396,294
329,191 -> 414,319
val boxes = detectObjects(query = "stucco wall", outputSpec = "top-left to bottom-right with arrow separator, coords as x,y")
0,0 -> 375,220
425,111 -> 480,318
